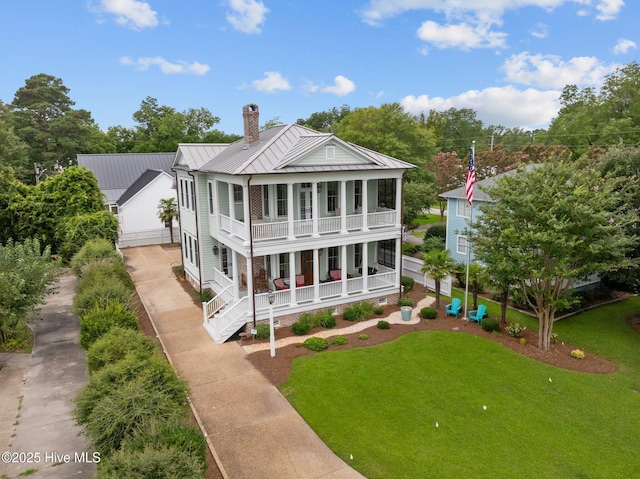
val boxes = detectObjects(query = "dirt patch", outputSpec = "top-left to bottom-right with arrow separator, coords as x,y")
244,286 -> 618,387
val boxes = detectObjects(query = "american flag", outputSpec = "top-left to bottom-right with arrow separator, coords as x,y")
465,145 -> 476,205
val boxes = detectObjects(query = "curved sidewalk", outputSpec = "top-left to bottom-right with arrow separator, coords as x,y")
123,245 -> 367,479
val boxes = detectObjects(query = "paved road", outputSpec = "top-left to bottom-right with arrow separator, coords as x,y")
0,273 -> 96,479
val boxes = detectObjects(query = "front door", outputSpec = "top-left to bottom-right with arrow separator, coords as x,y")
299,183 -> 312,220
301,250 -> 313,285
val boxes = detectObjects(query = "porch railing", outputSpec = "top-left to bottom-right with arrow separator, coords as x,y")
206,296 -> 249,342
203,285 -> 232,321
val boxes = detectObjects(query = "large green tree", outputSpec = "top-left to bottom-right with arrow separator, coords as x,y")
334,103 -> 438,183
9,73 -> 99,176
470,161 -> 638,350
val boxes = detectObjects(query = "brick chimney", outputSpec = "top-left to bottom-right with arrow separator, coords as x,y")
242,104 -> 260,145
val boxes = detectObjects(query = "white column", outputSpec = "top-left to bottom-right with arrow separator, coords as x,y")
395,237 -> 402,288
312,181 -> 319,237
340,180 -> 347,234
246,252 -> 254,317
395,177 -> 402,227
243,182 -> 251,245
227,183 -> 235,222
362,179 -> 369,231
362,242 -> 369,293
289,250 -> 297,306
287,182 -> 295,240
231,250 -> 240,299
313,248 -> 320,301
341,245 -> 348,297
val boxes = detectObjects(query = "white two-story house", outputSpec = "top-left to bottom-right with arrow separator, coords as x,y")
173,104 -> 415,343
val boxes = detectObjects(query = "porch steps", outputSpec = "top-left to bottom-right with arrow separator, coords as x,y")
204,296 -> 250,344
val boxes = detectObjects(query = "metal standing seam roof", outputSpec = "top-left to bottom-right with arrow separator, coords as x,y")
181,124 -> 416,176
117,169 -> 168,206
77,152 -> 175,203
173,143 -> 230,170
439,163 -> 543,201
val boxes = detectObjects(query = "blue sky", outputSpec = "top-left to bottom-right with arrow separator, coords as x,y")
1,0 -> 638,136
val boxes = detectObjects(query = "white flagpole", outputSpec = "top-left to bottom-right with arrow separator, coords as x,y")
463,141 -> 475,321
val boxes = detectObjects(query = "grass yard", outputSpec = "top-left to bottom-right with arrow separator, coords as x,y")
281,297 -> 640,479
413,213 -> 445,226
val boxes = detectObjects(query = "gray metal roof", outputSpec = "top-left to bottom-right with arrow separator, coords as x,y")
177,124 -> 415,176
173,143 -> 229,170
78,152 -> 175,203
117,169 -> 165,206
440,163 -> 542,201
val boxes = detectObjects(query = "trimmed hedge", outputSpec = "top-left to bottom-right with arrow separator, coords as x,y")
420,307 -> 437,319
79,303 -> 139,350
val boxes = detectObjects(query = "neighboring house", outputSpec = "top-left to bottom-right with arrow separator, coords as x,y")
173,104 -> 415,343
439,164 -> 540,264
440,164 -> 599,288
77,153 -> 179,247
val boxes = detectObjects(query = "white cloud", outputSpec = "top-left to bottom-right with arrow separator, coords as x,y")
92,0 -> 158,29
417,20 -> 507,50
401,86 -> 561,130
321,75 -> 356,96
595,0 -> 624,20
529,22 -> 548,39
502,52 -> 614,89
251,72 -> 291,92
120,56 -> 210,75
226,0 -> 269,34
613,38 -> 637,55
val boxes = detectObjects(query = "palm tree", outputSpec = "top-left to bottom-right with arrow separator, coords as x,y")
420,249 -> 457,310
157,198 -> 178,243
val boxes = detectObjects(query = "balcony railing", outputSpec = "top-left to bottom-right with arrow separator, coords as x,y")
218,209 -> 398,242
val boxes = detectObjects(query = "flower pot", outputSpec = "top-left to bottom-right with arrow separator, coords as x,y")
401,306 -> 412,322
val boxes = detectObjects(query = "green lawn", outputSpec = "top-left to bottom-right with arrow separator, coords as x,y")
281,296 -> 640,479
413,213 -> 444,226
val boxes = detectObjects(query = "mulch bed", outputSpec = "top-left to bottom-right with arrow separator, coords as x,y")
242,285 -> 618,387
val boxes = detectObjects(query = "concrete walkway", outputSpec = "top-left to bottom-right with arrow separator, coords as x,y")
123,245 -> 367,479
0,273 -> 96,479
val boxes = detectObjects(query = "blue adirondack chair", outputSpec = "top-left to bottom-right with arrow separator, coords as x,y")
445,297 -> 462,318
468,304 -> 487,324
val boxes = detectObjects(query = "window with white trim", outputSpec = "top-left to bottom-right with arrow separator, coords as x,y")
183,232 -> 199,266
327,181 -> 338,212
278,253 -> 290,279
276,184 -> 287,217
207,181 -> 215,215
457,235 -> 468,255
179,177 -> 195,212
262,185 -> 270,217
326,145 -> 335,160
233,184 -> 243,202
328,246 -> 339,271
456,199 -> 471,218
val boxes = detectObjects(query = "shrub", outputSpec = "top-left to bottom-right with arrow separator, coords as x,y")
70,238 -> 121,277
358,334 -> 369,340
112,418 -> 207,474
87,327 -> 155,374
398,297 -> 413,307
196,288 -> 214,303
76,261 -> 134,294
519,337 -> 527,345
75,353 -> 189,430
377,320 -> 390,330
80,377 -> 186,456
318,313 -> 336,329
401,276 -> 415,293
481,318 -> 500,332
571,349 -> 585,359
291,321 -> 311,336
60,211 -> 119,261
343,302 -> 375,322
303,336 -> 329,352
421,236 -> 445,253
374,306 -> 384,315
74,280 -> 133,317
254,323 -> 270,340
505,323 -> 525,338
402,244 -> 418,256
79,302 -> 139,350
99,444 -> 205,479
424,223 -> 446,239
420,307 -> 437,319
332,336 -> 348,346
